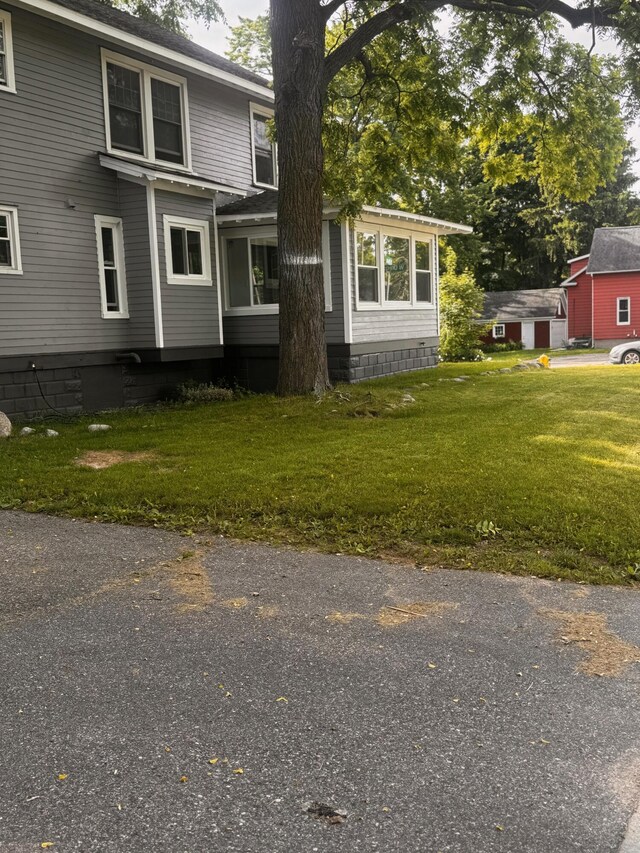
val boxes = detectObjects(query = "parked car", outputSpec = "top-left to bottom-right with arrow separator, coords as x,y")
609,342 -> 640,364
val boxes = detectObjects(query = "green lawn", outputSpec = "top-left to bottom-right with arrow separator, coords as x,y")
1,352 -> 639,585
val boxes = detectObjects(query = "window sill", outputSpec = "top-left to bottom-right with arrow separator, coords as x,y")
101,312 -> 130,320
0,267 -> 23,275
104,148 -> 193,176
167,277 -> 213,287
224,305 -> 332,316
253,181 -> 278,191
0,85 -> 17,95
355,302 -> 436,311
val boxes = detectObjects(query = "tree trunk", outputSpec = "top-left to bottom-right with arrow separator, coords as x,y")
271,0 -> 330,395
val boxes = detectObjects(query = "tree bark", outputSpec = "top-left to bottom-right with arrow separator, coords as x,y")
271,0 -> 330,396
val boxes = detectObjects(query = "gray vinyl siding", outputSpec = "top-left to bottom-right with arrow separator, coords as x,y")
221,221 -> 346,346
118,181 -> 156,347
155,191 -> 220,348
350,225 -> 439,344
0,6 -> 126,356
0,5 -> 264,357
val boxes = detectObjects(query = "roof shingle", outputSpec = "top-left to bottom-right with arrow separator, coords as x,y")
480,288 -> 564,321
586,226 -> 640,273
44,0 -> 270,89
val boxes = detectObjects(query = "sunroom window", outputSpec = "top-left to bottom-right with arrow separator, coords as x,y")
415,241 -> 432,302
384,235 -> 410,301
226,237 -> 279,307
357,232 -> 379,302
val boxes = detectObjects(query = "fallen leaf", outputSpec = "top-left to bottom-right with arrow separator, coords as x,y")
208,758 -> 219,765
276,696 -> 289,703
427,663 -> 437,669
233,768 -> 244,775
495,825 -> 504,832
57,774 -> 68,781
180,775 -> 188,783
540,738 -> 550,745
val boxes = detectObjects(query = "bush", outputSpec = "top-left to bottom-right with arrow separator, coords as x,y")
439,247 -> 490,362
176,381 -> 235,404
481,340 -> 524,353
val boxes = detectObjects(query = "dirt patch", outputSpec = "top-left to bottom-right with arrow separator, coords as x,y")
326,611 -> 368,624
222,597 -> 249,609
543,609 -> 640,677
256,605 -> 280,619
377,601 -> 458,627
75,450 -> 156,470
166,551 -> 214,613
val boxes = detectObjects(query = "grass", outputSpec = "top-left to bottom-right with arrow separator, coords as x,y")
1,350 -> 639,586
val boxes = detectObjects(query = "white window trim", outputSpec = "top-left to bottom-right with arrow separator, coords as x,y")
0,206 -> 22,275
617,296 -> 631,326
250,103 -> 278,190
101,49 -> 192,172
94,215 -> 129,318
354,225 -> 435,311
492,323 -> 506,338
163,215 -> 212,286
0,11 -> 16,94
222,223 -> 332,315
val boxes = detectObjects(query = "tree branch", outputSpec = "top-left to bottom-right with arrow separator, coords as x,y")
320,0 -> 347,20
322,0 -> 621,88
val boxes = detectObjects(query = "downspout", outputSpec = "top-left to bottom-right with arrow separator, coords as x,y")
591,274 -> 594,347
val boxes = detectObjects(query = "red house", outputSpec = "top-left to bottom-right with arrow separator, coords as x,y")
478,288 -> 567,349
561,227 -> 640,346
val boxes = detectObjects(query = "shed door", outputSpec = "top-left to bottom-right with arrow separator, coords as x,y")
521,321 -> 535,350
534,321 -> 550,348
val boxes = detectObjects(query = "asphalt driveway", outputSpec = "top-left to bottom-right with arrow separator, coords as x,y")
549,353 -> 612,368
0,511 -> 639,852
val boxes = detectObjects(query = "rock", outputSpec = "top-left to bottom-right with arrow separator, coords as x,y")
498,368 -> 512,374
88,424 -> 112,432
401,393 -> 416,403
0,412 -> 12,438
20,427 -> 36,436
45,429 -> 59,438
453,377 -> 468,382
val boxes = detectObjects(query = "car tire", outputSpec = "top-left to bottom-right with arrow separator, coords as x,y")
623,350 -> 640,365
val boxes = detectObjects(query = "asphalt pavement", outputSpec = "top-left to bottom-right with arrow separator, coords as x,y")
0,511 -> 639,853
549,353 -> 612,368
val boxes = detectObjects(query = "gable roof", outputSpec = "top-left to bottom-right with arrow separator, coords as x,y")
480,288 -> 564,321
586,226 -> 640,274
14,0 -> 272,97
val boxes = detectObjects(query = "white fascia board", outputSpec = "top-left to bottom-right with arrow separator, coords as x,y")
216,213 -> 278,224
99,154 -> 246,197
560,265 -> 588,286
566,253 -> 590,264
356,206 -> 472,234
9,0 -> 274,100
588,267 -> 640,275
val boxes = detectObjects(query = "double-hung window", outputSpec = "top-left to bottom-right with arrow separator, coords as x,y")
95,216 -> 128,318
356,228 -> 434,307
164,216 -> 212,286
0,11 -> 16,93
0,207 -> 22,274
617,296 -> 631,325
103,51 -> 190,169
250,105 -> 277,188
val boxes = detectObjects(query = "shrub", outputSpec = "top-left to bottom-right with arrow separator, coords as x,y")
481,340 -> 524,353
439,247 -> 490,362
177,381 -> 235,404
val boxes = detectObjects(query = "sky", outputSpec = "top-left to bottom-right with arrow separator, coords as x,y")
187,3 -> 640,183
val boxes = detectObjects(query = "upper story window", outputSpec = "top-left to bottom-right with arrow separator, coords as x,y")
102,50 -> 190,170
617,296 -> 631,325
0,206 -> 22,274
250,104 -> 277,188
0,11 -> 16,94
94,215 -> 128,318
356,228 -> 434,308
163,216 -> 212,286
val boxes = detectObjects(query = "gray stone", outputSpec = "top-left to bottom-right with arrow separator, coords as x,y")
45,429 -> 59,438
401,393 -> 416,403
453,377 -> 468,382
20,427 -> 36,436
88,424 -> 112,433
0,412 -> 12,438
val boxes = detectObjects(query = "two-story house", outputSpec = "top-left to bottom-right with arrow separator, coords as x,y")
0,0 -> 471,418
